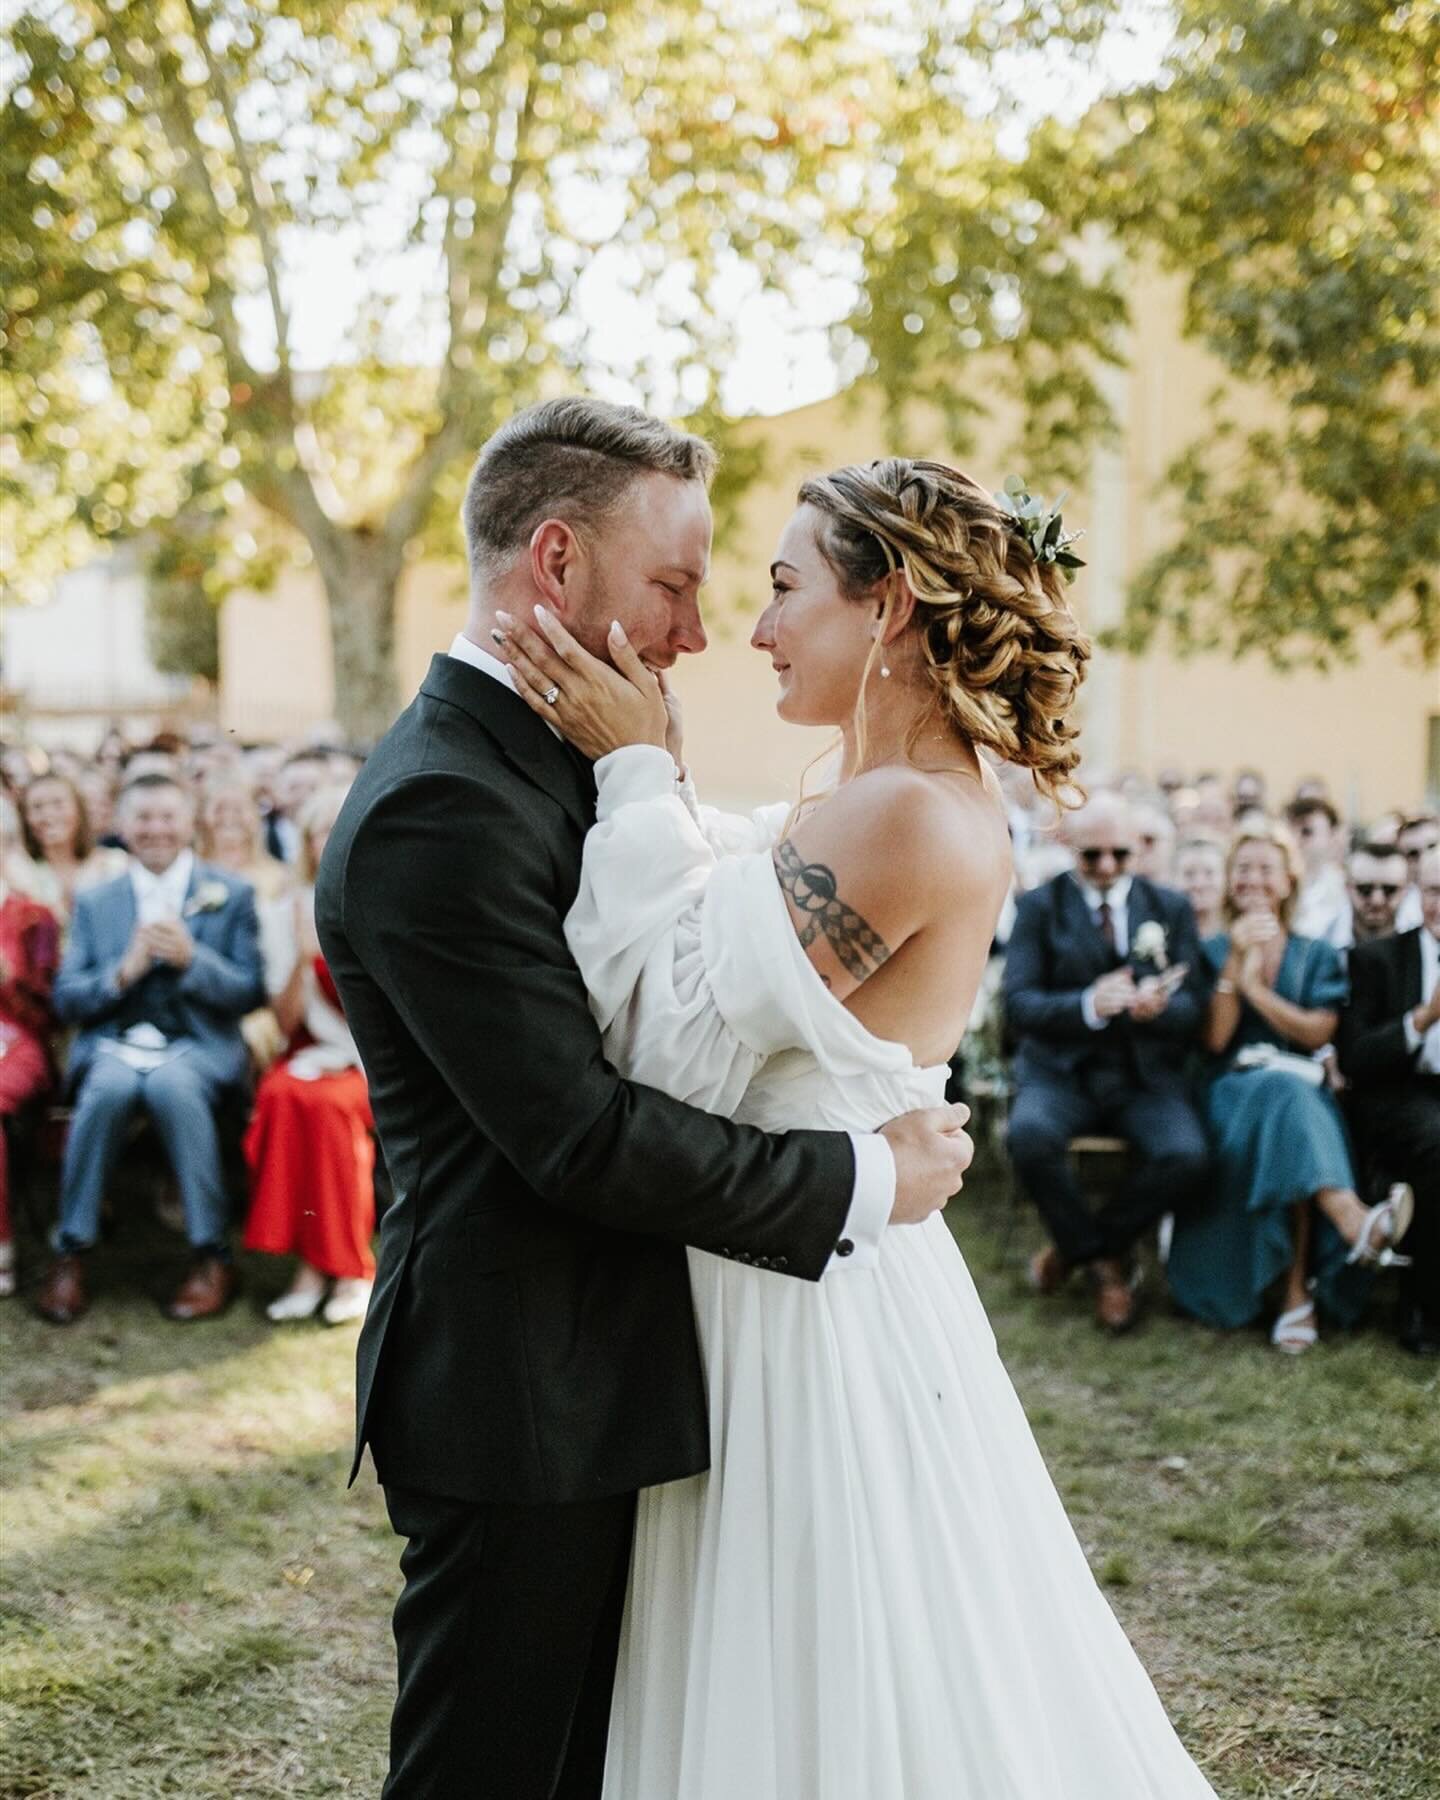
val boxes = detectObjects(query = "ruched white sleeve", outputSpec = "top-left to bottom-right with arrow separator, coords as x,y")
566,745 -> 894,1270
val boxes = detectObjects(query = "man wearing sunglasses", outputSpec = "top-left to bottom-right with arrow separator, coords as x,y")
1340,847 -> 1440,1357
1345,845 -> 1409,949
1003,793 -> 1212,1333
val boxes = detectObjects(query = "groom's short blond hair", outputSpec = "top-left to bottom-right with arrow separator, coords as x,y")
462,398 -> 717,575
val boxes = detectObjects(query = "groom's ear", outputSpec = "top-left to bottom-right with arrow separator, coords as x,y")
528,518 -> 584,616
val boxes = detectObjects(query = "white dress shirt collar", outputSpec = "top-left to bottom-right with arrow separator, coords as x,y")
129,849 -> 195,925
1077,873 -> 1132,917
448,631 -> 561,740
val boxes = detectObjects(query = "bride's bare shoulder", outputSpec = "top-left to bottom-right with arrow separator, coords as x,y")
786,765 -> 1008,904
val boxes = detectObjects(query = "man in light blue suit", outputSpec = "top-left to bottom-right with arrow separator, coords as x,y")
35,773 -> 266,1325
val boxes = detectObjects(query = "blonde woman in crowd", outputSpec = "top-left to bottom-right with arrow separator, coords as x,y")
243,782 -> 375,1326
1167,820 -> 1412,1351
197,777 -> 290,903
10,772 -> 127,931
1174,835 -> 1227,939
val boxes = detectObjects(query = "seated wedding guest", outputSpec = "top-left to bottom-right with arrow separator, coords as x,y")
13,772 -> 128,932
243,784 -> 374,1326
197,777 -> 290,904
33,773 -> 265,1326
1232,768 -> 1266,816
1345,844 -> 1408,949
198,775 -> 295,1069
0,868 -> 62,1297
1288,796 -> 1350,947
267,748 -> 333,863
1175,836 -> 1227,939
78,766 -> 124,850
1395,812 -> 1439,931
1190,774 -> 1233,837
1132,801 -> 1176,884
1003,792 -> 1211,1333
1340,848 -> 1440,1356
1167,822 -> 1411,1353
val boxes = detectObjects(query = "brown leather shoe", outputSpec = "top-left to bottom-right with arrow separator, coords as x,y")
35,1254 -> 88,1325
1028,1245 -> 1071,1296
165,1255 -> 238,1322
1089,1258 -> 1138,1334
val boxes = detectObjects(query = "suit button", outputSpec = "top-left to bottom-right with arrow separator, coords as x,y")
775,1256 -> 788,1270
836,1239 -> 855,1258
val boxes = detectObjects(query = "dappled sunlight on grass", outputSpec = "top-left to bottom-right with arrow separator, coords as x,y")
2,1182 -> 1437,1796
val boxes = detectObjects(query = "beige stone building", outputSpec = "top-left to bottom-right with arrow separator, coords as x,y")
216,273 -> 1437,818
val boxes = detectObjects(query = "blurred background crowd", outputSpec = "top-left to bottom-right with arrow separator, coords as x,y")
2,722 -> 1435,1357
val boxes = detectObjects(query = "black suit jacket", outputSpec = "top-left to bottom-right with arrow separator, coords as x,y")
1002,872 -> 1208,1093
315,655 -> 855,1507
1339,928 -> 1427,1087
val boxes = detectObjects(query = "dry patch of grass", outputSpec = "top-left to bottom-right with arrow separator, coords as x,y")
2,1167 -> 1437,1797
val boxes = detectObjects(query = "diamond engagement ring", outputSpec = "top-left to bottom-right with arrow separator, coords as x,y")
542,685 -> 561,707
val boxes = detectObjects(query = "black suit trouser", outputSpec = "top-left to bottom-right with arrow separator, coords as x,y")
1348,1080 -> 1440,1320
381,1482 -> 636,1800
1006,1070 -> 1211,1267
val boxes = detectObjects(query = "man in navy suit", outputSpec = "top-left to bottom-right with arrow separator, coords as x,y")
1003,793 -> 1211,1331
35,773 -> 266,1325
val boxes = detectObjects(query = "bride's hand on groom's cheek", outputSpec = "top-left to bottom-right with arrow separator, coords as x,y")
492,606 -> 670,762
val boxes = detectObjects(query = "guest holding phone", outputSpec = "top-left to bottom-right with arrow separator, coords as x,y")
1167,822 -> 1412,1352
1004,793 -> 1212,1333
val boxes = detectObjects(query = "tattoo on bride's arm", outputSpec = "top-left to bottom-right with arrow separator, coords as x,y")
773,839 -> 893,983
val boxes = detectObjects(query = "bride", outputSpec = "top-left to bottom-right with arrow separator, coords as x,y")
497,456 -> 1218,1798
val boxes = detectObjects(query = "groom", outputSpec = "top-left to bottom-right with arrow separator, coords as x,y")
316,397 -> 974,1798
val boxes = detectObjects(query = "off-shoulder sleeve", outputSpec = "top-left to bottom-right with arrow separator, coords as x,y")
565,747 -> 911,1118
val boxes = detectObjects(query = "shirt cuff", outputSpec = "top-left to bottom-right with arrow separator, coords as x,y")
1403,1012 -> 1423,1054
823,1131 -> 894,1274
1080,984 -> 1107,1031
591,745 -> 683,820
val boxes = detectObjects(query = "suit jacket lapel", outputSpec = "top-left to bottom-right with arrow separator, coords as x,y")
1401,927 -> 1424,1011
420,654 -> 595,832
105,872 -> 137,960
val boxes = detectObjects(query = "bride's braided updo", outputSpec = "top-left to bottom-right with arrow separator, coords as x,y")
797,458 -> 1091,806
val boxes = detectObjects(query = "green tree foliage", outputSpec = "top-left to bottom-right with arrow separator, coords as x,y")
858,0 -> 1438,665
0,0 -> 904,737
1107,0 -> 1439,663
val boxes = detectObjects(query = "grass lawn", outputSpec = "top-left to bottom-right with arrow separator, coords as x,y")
2,1159 -> 1437,1798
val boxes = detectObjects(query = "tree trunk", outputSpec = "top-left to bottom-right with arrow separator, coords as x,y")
316,528 -> 404,747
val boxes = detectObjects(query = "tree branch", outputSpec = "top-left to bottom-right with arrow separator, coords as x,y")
104,30 -> 254,388
381,23 -> 537,554
182,0 -> 295,382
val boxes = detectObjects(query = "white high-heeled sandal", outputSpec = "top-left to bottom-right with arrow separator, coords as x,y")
1346,1184 -> 1415,1269
1271,1299 -> 1318,1354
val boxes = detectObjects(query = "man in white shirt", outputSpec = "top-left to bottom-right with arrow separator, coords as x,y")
1340,847 -> 1440,1356
36,775 -> 265,1326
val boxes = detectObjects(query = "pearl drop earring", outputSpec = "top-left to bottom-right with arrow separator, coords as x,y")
880,659 -> 891,678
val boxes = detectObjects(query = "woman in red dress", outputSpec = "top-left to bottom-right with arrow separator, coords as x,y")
243,785 -> 376,1325
0,862 -> 62,1297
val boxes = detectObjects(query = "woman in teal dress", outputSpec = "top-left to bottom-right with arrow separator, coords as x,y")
1168,822 -> 1413,1350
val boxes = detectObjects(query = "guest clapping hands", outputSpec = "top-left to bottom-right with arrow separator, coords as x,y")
1167,822 -> 1412,1352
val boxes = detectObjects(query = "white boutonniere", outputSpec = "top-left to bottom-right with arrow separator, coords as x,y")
1131,920 -> 1169,969
183,880 -> 230,919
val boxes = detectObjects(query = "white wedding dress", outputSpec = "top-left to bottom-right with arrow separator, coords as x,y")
567,748 -> 1217,1800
